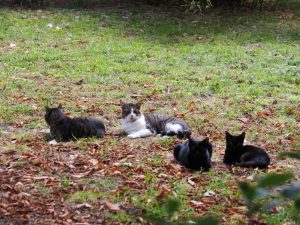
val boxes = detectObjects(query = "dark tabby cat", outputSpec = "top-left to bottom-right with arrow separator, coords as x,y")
223,131 -> 270,169
45,104 -> 105,142
173,137 -> 212,171
121,101 -> 191,139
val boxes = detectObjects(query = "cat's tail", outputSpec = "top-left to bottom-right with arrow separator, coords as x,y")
177,129 -> 192,139
238,160 -> 269,169
96,129 -> 105,138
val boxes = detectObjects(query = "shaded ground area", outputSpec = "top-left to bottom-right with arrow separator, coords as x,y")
0,4 -> 299,225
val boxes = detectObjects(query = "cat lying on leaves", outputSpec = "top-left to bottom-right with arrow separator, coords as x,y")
173,137 -> 213,171
121,101 -> 191,139
223,131 -> 270,169
45,104 -> 105,142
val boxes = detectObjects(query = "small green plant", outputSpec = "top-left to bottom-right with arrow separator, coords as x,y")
35,183 -> 52,198
239,151 -> 300,224
2,143 -> 30,154
85,178 -> 118,192
75,138 -> 90,151
145,197 -> 219,225
59,178 -> 72,192
158,138 -> 174,148
144,169 -> 157,184
152,153 -> 164,167
68,191 -> 102,203
11,132 -> 31,142
11,159 -> 27,168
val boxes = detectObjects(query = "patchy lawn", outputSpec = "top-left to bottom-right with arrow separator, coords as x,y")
0,4 -> 299,224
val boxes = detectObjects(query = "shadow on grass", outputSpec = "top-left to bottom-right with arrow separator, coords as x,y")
1,0 -> 299,45
57,1 -> 300,45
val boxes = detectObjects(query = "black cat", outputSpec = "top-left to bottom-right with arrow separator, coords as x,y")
173,137 -> 212,171
223,131 -> 270,169
45,104 -> 105,142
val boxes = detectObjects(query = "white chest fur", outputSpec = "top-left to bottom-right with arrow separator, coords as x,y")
121,114 -> 147,134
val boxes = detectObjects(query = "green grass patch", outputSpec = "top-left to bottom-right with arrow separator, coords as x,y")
68,191 -> 102,203
35,183 -> 52,198
85,178 -> 118,192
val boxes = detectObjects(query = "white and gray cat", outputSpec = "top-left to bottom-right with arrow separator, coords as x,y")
121,101 -> 191,139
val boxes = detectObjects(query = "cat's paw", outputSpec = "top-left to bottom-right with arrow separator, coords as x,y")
161,135 -> 170,139
48,139 -> 58,145
127,134 -> 139,139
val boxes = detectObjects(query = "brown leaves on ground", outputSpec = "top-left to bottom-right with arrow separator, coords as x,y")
0,98 -> 299,224
0,126 -> 296,224
103,200 -> 120,212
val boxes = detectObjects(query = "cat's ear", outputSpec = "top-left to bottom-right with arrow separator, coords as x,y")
58,104 -> 63,109
120,100 -> 125,107
136,101 -> 142,110
240,132 -> 246,139
202,137 -> 209,144
225,131 -> 231,139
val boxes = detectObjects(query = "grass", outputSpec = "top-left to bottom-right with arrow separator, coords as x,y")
262,208 -> 290,225
0,3 -> 299,224
68,191 -> 102,203
2,143 -> 30,154
59,177 -> 73,191
35,183 -> 52,198
84,177 -> 118,192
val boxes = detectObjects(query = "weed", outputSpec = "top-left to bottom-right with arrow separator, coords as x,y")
158,137 -> 174,148
35,183 -> 52,198
59,178 -> 72,192
85,178 -> 118,192
11,160 -> 27,168
68,191 -> 102,203
151,153 -> 165,167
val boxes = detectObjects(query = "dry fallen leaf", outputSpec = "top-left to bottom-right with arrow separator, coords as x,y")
190,200 -> 204,207
89,158 -> 98,166
158,173 -> 170,179
155,185 -> 171,200
203,190 -> 216,197
71,168 -> 94,178
103,200 -> 120,212
238,117 -> 248,123
135,174 -> 145,180
187,177 -> 196,186
75,203 -> 92,209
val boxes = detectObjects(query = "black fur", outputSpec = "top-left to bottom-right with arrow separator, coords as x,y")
223,131 -> 270,169
45,104 -> 105,142
173,137 -> 212,171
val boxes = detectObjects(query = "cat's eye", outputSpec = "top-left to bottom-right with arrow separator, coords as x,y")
123,109 -> 130,113
133,109 -> 140,114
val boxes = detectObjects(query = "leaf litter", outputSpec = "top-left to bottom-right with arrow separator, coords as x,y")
0,125 -> 255,224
